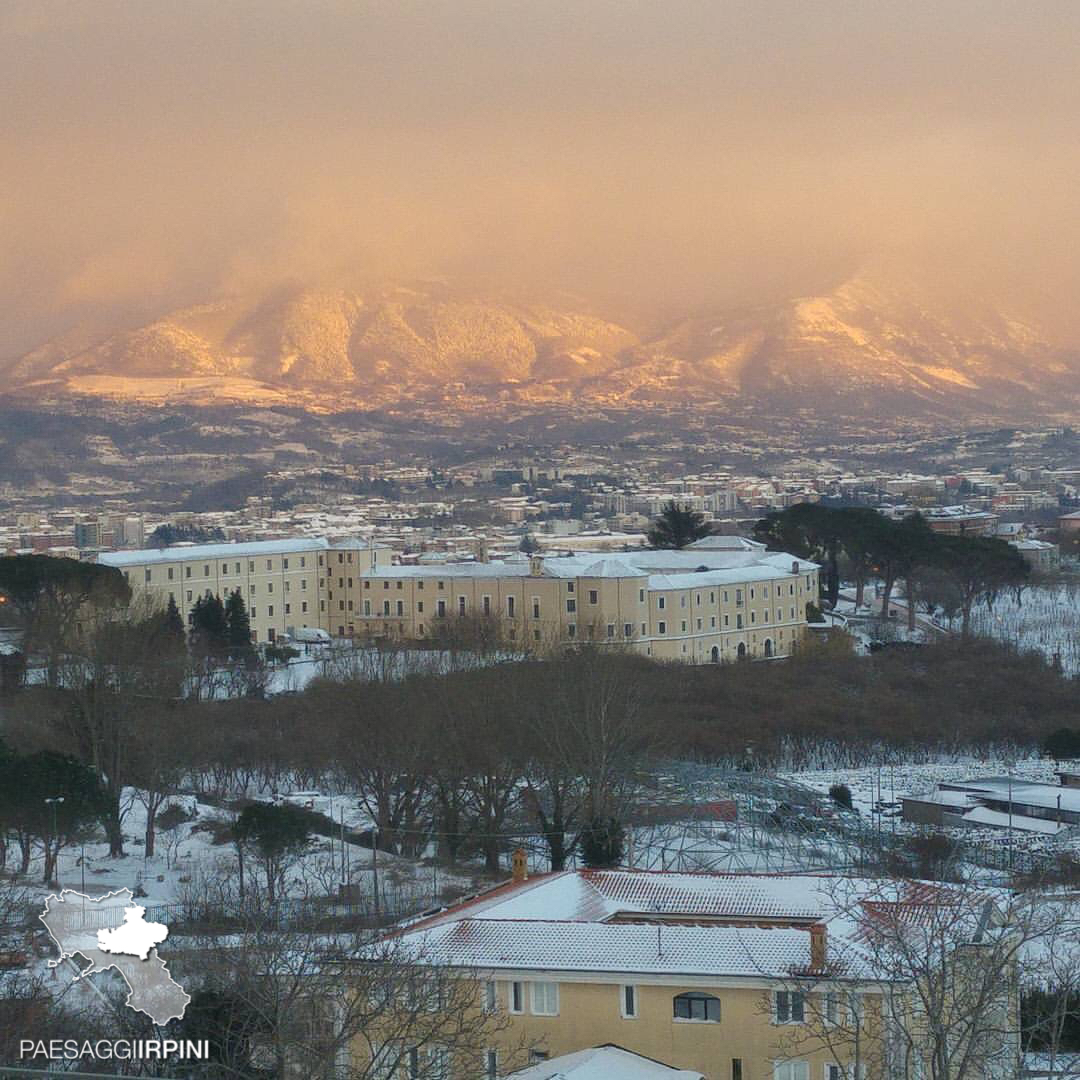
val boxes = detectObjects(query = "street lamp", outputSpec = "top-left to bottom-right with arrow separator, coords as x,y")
44,796 -> 65,885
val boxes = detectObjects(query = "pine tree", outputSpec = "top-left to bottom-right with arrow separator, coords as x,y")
163,594 -> 185,644
647,500 -> 711,549
190,594 -> 228,658
225,590 -> 253,659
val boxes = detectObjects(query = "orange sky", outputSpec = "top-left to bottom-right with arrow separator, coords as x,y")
3,0 -> 1079,353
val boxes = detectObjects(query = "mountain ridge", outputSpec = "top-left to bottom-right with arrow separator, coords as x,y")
5,275 -> 1078,419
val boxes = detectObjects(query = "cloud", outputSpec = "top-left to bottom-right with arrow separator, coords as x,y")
2,0 -> 1079,355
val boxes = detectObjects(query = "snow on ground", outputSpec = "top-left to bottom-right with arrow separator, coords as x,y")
781,756 -> 1071,817
943,582 -> 1080,675
18,787 -> 464,917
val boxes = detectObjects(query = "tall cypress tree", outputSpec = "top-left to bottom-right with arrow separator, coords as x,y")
190,594 -> 228,657
225,589 -> 253,658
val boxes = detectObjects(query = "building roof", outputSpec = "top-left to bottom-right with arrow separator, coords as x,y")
385,870 -> 892,981
98,536 -> 331,566
961,806 -> 1072,835
507,1045 -> 704,1080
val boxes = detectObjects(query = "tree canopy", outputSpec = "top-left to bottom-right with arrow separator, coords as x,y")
647,500 -> 712,549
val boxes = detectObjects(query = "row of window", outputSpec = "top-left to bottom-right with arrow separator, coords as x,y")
139,555 -> 319,584
489,983 -> 851,1026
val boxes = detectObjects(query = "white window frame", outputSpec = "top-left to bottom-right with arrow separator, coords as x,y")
530,981 -> 559,1016
773,1063 -> 810,1080
509,981 -> 524,1014
620,984 -> 638,1019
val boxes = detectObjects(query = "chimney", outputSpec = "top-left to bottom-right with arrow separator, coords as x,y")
809,923 -> 827,970
529,555 -> 544,577
511,848 -> 528,883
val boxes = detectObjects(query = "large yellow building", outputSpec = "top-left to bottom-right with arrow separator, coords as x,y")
98,534 -> 819,662
98,537 -> 390,644
343,538 -> 818,663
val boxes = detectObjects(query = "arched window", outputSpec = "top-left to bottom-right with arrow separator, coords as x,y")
710,645 -> 720,663
764,638 -> 774,658
673,992 -> 721,1022
736,642 -> 747,660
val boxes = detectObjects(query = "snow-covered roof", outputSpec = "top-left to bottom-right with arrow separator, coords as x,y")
961,806 -> 1073,835
685,535 -> 765,552
386,870 -> 891,981
367,549 -> 817,583
99,536 -> 331,566
507,1045 -> 704,1080
401,918 -> 816,978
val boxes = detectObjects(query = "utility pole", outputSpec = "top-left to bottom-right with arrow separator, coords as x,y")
44,796 -> 64,886
372,828 -> 379,917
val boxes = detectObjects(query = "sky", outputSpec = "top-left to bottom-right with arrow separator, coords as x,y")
3,0 -> 1080,355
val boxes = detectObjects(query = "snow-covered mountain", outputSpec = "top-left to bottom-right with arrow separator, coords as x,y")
4,275 -> 1077,417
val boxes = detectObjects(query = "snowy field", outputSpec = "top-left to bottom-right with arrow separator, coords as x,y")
780,756 -> 1073,817
942,581 -> 1080,676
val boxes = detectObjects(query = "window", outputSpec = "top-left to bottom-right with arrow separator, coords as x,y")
437,580 -> 445,590
621,985 -> 637,1018
567,598 -> 577,613
567,582 -> 575,593
417,601 -> 424,613
300,557 -> 305,568
588,589 -> 598,605
775,990 -> 805,1023
301,601 -> 308,613
732,1061 -> 743,1080
301,579 -> 307,590
658,621 -> 666,635
673,992 -> 720,1022
680,595 -> 686,607
529,1051 -> 549,1065
567,623 -> 576,638
144,569 -> 152,583
484,981 -> 497,1013
267,605 -> 274,617
282,558 -> 289,569
396,600 -> 404,616
509,981 -> 524,1014
396,580 -> 402,589
681,620 -> 687,632
482,595 -> 491,615
607,624 -> 615,638
250,607 -> 256,618
167,567 -> 174,581
458,596 -> 467,616
186,590 -> 192,602
639,588 -> 645,602
383,580 -> 389,590
530,981 -> 558,1015
186,566 -> 192,578
203,564 -> 210,577
383,600 -> 391,616
736,614 -> 743,629
624,623 -> 633,637
486,1050 -> 498,1080
437,599 -> 446,617
267,582 -> 273,593
658,596 -> 666,610
364,580 -> 370,589
773,1064 -> 809,1080
417,580 -> 423,590
532,598 -> 541,618
750,587 -> 755,599
364,600 -> 371,616
507,596 -> 515,618
266,560 -> 272,571
285,603 -> 291,614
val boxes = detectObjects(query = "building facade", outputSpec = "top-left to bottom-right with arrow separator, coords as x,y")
97,536 -> 819,661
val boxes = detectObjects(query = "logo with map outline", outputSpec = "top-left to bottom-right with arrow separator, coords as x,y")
40,889 -> 190,1025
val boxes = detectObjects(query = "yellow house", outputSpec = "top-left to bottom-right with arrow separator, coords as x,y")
363,868 -> 902,1080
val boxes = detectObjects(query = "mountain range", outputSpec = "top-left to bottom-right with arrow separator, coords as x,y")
4,273 -> 1078,419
